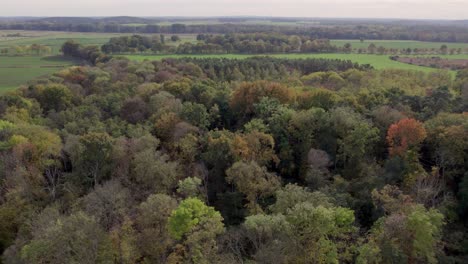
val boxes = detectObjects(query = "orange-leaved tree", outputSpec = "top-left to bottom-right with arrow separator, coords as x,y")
386,118 -> 427,157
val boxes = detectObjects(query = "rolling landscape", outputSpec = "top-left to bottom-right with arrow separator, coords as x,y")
0,3 -> 467,264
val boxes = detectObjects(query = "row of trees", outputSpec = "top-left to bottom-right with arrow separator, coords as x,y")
61,40 -> 111,64
101,33 -> 340,54
0,49 -> 466,263
0,44 -> 52,56
102,34 -> 468,56
356,43 -> 468,55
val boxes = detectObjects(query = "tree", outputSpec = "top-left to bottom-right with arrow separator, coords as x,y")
357,185 -> 445,264
226,161 -> 281,213
440,44 -> 448,55
37,84 -> 73,112
61,40 -> 81,57
286,202 -> 355,263
368,43 -> 377,54
343,43 -> 352,53
109,218 -> 140,264
74,132 -> 114,187
132,148 -> 181,195
306,148 -> 332,189
230,81 -> 293,120
137,194 -> 178,263
177,177 -> 204,199
20,210 -> 113,264
243,214 -> 293,262
79,180 -> 132,230
171,35 -> 181,42
120,97 -> 149,124
386,118 -> 427,157
180,102 -> 210,129
231,131 -> 278,166
270,184 -> 333,214
168,198 -> 225,263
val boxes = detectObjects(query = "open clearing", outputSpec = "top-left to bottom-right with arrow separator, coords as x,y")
0,56 -> 74,92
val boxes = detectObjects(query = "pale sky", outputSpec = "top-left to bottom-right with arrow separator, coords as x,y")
2,0 -> 468,20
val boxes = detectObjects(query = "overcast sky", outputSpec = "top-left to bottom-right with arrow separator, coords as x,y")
2,0 -> 467,20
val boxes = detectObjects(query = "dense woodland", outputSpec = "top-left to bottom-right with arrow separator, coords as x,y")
101,34 -> 339,54
0,39 -> 466,263
100,34 -> 468,56
2,17 -> 468,42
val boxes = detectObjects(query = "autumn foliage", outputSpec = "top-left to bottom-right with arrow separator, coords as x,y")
386,118 -> 427,156
230,81 -> 294,118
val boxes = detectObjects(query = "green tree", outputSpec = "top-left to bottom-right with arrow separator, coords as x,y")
38,84 -> 73,112
358,186 -> 445,264
74,132 -> 114,187
226,161 -> 281,213
168,198 -> 225,263
132,148 -> 181,195
20,210 -> 113,264
181,102 -> 211,129
286,202 -> 355,263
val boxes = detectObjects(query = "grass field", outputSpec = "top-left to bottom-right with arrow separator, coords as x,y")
0,56 -> 74,92
331,39 -> 468,50
0,30 -> 199,54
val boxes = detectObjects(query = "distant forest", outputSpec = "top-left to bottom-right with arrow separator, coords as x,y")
2,16 -> 468,42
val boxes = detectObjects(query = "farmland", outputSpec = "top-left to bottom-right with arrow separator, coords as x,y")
0,30 -> 467,92
0,30 -> 198,54
0,31 -> 197,92
0,55 -> 75,91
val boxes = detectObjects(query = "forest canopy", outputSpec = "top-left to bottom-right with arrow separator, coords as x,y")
0,40 -> 467,263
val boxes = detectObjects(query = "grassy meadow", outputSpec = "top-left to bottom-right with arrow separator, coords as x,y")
0,30 -> 197,92
0,56 -> 74,91
0,30 -> 198,54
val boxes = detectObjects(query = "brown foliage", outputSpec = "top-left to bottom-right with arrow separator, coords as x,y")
230,81 -> 294,118
386,118 -> 427,157
120,97 -> 149,124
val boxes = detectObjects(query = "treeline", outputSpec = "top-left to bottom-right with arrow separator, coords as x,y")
101,33 -> 339,54
192,33 -> 338,53
0,54 -> 467,263
3,19 -> 468,42
354,43 -> 468,55
174,57 -> 372,82
0,43 -> 51,56
61,40 -> 112,64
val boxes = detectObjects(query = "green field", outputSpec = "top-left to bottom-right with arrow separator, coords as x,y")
0,56 -> 74,92
0,31 -> 198,92
0,30 -> 199,54
125,53 -> 455,73
331,39 -> 468,50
